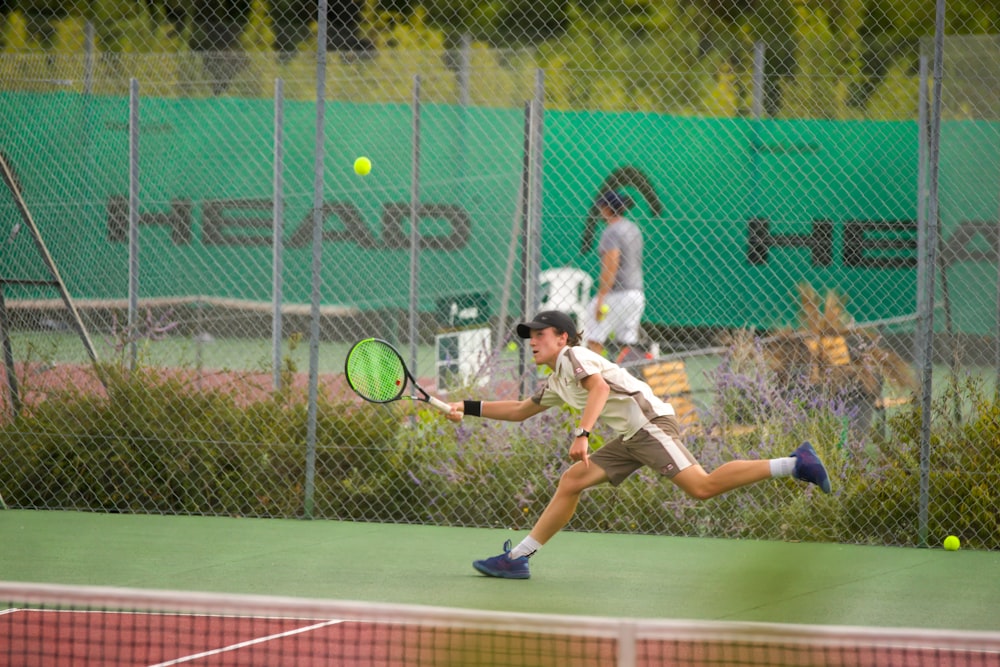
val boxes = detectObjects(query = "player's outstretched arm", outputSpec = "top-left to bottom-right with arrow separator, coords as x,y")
447,398 -> 546,423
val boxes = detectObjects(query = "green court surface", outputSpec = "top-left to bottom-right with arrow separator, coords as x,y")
2,509 -> 998,632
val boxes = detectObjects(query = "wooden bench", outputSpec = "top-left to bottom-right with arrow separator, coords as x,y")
803,334 -> 914,415
638,358 -> 757,439
803,335 -> 851,369
638,335 -> 915,440
639,359 -> 701,430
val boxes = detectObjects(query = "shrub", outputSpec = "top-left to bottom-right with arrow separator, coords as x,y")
0,363 -> 398,518
2,355 -> 997,550
839,377 -> 1000,549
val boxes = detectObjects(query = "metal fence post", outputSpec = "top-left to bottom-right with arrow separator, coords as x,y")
128,78 -> 140,372
918,0 -> 948,548
273,77 -> 285,392
304,0 -> 329,520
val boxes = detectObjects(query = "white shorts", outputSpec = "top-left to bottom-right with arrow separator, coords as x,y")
583,290 -> 645,345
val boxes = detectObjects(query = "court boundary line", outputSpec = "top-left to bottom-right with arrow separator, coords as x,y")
146,618 -> 345,667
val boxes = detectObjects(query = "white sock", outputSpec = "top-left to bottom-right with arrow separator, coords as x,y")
769,456 -> 797,478
509,536 -> 542,559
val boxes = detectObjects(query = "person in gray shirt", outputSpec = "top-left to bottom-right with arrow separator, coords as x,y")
583,191 -> 645,356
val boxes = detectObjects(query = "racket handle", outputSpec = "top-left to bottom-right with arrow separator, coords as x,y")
427,395 -> 453,414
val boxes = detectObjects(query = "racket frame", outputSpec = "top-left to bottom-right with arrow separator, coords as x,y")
345,338 -> 452,414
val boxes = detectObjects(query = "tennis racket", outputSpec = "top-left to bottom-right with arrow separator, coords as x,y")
345,338 -> 452,414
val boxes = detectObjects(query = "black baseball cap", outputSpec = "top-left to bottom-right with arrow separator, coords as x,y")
596,190 -> 628,213
516,310 -> 578,339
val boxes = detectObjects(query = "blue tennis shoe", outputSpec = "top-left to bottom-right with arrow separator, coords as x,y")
473,539 -> 531,579
791,441 -> 832,494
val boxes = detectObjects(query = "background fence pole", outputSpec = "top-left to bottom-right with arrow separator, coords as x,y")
273,77 -> 285,392
409,75 -> 421,379
528,68 -> 544,317
520,70 -> 544,396
128,78 -> 139,372
304,0 -> 328,520
918,0 -> 948,548
916,55 -> 929,375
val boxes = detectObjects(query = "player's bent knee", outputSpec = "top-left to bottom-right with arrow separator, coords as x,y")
556,471 -> 588,495
672,468 -> 718,501
557,463 -> 605,494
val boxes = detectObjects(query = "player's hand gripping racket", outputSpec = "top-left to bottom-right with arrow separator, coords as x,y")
345,338 -> 452,414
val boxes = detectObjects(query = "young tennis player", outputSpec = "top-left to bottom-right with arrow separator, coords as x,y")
446,310 -> 831,580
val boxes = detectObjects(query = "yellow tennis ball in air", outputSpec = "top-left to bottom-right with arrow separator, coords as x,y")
599,304 -> 610,314
943,535 -> 960,551
354,156 -> 371,176
506,341 -> 518,351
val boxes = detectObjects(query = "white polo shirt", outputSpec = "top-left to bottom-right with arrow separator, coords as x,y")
530,345 -> 675,440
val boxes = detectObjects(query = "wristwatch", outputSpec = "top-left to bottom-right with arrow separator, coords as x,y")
572,427 -> 590,440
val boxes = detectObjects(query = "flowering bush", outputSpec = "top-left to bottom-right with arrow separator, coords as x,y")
1,345 -> 996,549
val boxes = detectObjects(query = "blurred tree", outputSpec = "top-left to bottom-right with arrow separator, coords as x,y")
849,0 -> 999,110
375,0 -> 572,47
89,0 -> 159,52
2,0 -> 63,17
142,1 -> 188,31
2,0 -> 999,117
185,0 -> 251,51
487,0 -> 572,45
686,0 -> 797,116
328,0 -> 371,51
3,0 -> 67,46
270,0 -> 312,56
130,0 -> 246,95
848,2 -> 921,109
270,0 -> 372,61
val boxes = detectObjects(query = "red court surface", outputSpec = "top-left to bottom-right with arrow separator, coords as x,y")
4,607 -> 1000,667
1,608 -> 617,667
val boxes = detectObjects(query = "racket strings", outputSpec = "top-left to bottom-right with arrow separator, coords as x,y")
346,340 -> 407,402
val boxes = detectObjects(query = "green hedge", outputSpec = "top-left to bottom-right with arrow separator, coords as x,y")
1,364 -> 997,549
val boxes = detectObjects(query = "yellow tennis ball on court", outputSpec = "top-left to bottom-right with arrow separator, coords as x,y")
943,535 -> 960,551
353,156 -> 371,176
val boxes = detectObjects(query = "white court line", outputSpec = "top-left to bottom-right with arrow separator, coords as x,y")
146,618 -> 345,667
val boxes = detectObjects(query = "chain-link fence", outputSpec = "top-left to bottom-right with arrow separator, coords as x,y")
1,1 -> 998,549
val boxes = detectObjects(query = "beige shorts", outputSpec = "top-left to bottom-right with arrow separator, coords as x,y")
590,415 -> 698,486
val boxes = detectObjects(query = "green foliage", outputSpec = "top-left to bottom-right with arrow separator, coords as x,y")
354,405 -> 576,528
839,377 -> 1000,549
1,354 -> 997,549
6,0 -> 996,117
0,363 -> 398,518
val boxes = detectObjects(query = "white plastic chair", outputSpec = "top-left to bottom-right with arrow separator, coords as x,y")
539,267 -> 593,327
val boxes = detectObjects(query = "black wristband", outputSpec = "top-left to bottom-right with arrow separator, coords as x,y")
463,400 -> 482,417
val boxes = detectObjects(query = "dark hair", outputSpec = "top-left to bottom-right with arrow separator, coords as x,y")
596,190 -> 631,215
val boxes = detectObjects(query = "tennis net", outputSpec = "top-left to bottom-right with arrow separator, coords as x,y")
2,581 -> 999,666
